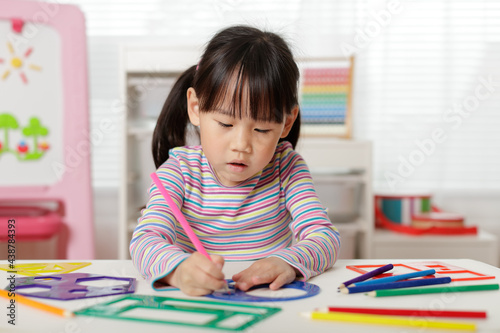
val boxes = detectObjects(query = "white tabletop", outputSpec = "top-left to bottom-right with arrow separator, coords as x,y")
1,259 -> 499,333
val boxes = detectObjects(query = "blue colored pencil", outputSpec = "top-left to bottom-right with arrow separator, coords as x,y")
338,264 -> 393,288
340,277 -> 452,294
351,269 -> 436,287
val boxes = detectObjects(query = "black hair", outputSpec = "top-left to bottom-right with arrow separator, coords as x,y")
152,25 -> 301,168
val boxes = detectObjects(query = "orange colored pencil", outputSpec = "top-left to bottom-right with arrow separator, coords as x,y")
0,289 -> 73,317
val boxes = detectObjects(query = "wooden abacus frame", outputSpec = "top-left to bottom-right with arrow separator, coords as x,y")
296,56 -> 354,138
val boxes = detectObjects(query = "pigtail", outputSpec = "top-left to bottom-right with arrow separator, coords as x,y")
152,65 -> 197,168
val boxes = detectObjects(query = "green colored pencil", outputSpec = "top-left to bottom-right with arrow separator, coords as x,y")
367,284 -> 499,297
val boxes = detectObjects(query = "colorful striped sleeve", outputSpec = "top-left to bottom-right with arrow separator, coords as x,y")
129,153 -> 191,289
269,146 -> 341,280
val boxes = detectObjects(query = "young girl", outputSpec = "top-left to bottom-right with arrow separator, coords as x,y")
130,25 -> 341,296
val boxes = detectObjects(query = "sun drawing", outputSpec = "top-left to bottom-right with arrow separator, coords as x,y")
1,42 -> 42,84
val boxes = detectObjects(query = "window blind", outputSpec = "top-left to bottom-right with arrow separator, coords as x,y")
351,0 -> 500,191
61,0 -> 499,192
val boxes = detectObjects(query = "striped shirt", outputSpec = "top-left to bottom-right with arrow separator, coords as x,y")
130,141 -> 341,288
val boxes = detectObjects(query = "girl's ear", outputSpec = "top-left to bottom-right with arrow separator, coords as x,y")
187,87 -> 200,126
280,106 -> 299,138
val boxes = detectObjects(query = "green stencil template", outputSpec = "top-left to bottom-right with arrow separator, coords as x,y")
74,294 -> 281,331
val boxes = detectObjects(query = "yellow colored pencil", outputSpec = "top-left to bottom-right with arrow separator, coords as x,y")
301,311 -> 476,331
0,289 -> 73,317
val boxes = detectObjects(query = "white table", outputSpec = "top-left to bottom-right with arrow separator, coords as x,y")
1,259 -> 499,333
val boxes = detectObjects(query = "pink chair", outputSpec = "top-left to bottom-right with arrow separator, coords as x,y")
0,0 -> 94,259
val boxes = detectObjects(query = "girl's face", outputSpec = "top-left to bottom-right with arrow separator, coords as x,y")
187,88 -> 298,187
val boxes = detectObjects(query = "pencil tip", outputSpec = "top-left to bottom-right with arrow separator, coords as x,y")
340,288 -> 349,294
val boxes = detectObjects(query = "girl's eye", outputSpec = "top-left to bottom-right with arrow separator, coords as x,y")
218,122 -> 232,128
255,128 -> 270,134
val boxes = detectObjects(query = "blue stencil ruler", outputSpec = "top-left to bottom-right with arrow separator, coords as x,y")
207,280 -> 320,302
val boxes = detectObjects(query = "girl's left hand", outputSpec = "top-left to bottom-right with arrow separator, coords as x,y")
231,257 -> 298,291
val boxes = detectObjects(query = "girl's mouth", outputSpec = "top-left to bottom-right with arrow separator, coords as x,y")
228,162 -> 248,172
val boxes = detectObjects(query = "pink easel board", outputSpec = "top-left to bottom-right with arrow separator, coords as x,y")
0,2 -> 66,186
0,0 -> 90,187
0,0 -> 94,259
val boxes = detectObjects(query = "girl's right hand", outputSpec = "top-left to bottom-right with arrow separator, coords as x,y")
163,252 -> 226,296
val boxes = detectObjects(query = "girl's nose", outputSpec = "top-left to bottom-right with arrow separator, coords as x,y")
231,128 -> 252,153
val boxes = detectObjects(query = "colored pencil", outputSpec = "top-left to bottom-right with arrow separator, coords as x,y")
368,283 -> 500,297
150,172 -> 229,293
352,269 -> 436,287
301,311 -> 476,331
151,172 -> 211,259
338,264 -> 393,288
341,277 -> 452,294
319,306 -> 487,319
0,289 -> 72,317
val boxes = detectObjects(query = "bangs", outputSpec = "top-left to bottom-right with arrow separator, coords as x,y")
194,31 -> 299,123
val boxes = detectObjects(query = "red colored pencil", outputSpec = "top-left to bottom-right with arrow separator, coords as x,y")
319,307 -> 487,319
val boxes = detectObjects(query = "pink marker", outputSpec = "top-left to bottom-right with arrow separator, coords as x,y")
150,172 -> 210,259
150,173 -> 230,293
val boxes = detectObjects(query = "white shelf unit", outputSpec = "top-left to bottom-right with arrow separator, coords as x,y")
296,138 -> 373,259
118,45 -> 374,260
119,45 -> 200,259
373,228 -> 499,266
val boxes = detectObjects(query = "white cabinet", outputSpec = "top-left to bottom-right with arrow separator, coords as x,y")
296,138 -> 373,259
118,45 -> 374,260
